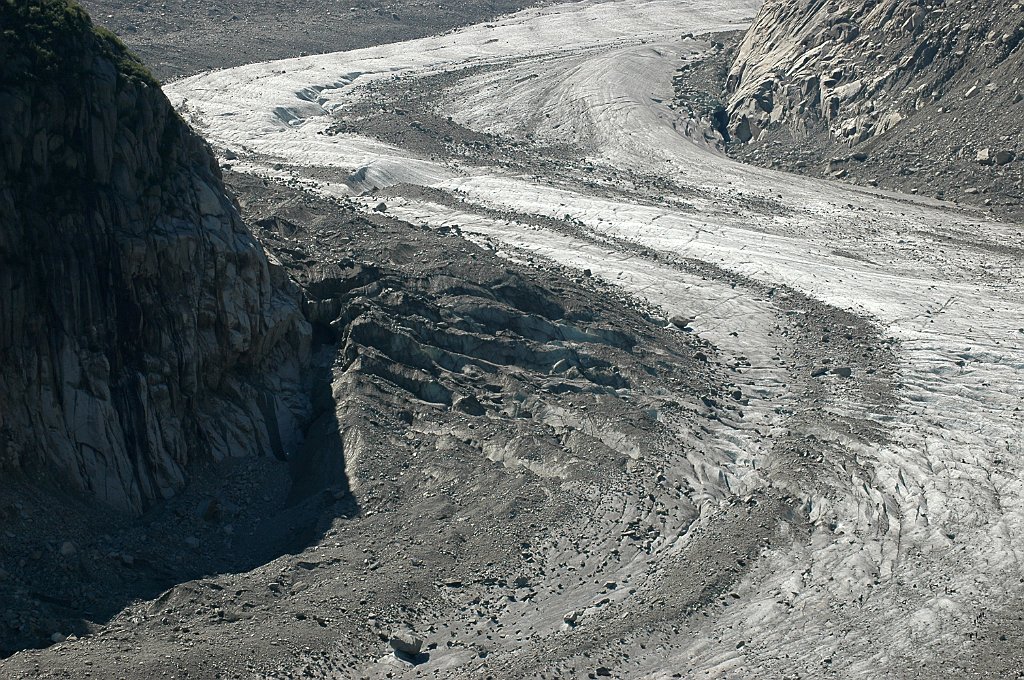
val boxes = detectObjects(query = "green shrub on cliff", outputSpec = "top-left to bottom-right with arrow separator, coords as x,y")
0,0 -> 158,88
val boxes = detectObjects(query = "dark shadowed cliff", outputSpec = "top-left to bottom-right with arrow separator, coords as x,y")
0,0 -> 312,514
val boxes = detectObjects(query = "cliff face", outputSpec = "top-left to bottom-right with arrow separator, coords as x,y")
723,0 -> 1023,208
727,0 -> 1023,143
0,0 -> 311,514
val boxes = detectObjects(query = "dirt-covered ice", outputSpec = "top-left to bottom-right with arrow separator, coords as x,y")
164,0 -> 1024,676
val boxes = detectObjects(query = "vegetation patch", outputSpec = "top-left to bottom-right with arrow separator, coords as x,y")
0,0 -> 158,89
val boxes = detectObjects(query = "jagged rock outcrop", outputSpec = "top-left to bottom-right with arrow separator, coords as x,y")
720,0 -> 1024,213
724,0 -> 1023,153
0,0 -> 311,514
719,0 -> 1023,213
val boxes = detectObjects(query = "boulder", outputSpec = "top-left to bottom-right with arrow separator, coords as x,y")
454,394 -> 486,417
389,630 -> 424,656
669,315 -> 694,330
733,115 -> 753,143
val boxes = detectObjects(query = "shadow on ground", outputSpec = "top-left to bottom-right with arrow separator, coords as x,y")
0,343 -> 356,658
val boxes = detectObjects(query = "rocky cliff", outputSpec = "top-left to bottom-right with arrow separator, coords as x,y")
724,0 -> 1023,211
0,0 -> 311,514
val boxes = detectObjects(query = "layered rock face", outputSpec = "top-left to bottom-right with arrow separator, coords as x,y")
0,0 -> 311,514
724,0 -> 1022,163
726,0 -> 1024,144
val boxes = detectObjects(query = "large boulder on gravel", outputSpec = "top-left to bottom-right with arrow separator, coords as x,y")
389,630 -> 424,656
994,150 -> 1015,165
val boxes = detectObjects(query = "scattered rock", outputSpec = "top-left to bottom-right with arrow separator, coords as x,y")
454,394 -> 485,416
551,358 -> 572,374
197,498 -> 222,521
59,541 -> 76,557
373,202 -> 388,212
389,630 -> 424,656
669,315 -> 694,330
994,150 -> 1015,165
563,609 -> 583,626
